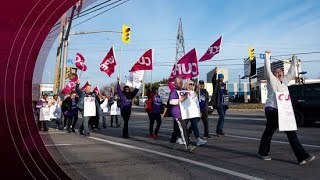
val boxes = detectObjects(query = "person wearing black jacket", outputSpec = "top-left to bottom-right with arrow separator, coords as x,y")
210,67 -> 229,137
61,91 -> 79,133
90,91 -> 103,131
108,92 -> 121,127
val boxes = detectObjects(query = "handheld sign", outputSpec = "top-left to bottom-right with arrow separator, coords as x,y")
84,97 -> 96,117
276,92 -> 297,131
177,90 -> 201,120
110,103 -> 120,115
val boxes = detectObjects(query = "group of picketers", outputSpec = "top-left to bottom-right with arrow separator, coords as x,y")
35,50 -> 315,164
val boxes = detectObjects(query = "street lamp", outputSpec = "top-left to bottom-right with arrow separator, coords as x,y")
238,75 -> 241,94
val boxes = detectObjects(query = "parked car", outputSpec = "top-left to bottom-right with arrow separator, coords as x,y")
289,83 -> 320,126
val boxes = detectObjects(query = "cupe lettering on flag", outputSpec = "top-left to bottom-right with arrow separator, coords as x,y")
80,81 -> 90,91
75,53 -> 87,71
168,48 -> 199,90
93,86 -> 100,96
199,36 -> 222,62
100,47 -> 116,77
130,49 -> 153,72
62,75 -> 79,94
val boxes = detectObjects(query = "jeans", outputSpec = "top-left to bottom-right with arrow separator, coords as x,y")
111,115 -> 119,126
79,110 -> 90,135
102,112 -> 108,128
148,113 -> 162,135
170,118 -> 190,148
121,110 -> 131,137
200,109 -> 209,137
188,117 -> 200,138
37,120 -> 50,131
51,118 -> 61,129
216,104 -> 227,134
66,115 -> 78,130
258,109 -> 310,163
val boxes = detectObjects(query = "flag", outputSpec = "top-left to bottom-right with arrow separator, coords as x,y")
80,81 -> 90,91
100,47 -> 116,77
62,75 -> 79,94
93,86 -> 100,96
130,49 -> 153,72
168,48 -> 199,90
199,36 -> 222,62
75,53 -> 87,71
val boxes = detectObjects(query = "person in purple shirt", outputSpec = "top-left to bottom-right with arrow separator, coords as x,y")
117,77 -> 140,138
169,77 -> 196,153
146,87 -> 163,139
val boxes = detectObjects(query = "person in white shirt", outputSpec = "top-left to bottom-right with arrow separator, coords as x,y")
258,50 -> 315,165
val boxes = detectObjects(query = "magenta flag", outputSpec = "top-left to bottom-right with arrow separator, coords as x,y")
168,48 -> 199,90
62,75 -> 79,94
80,81 -> 90,91
75,53 -> 87,71
100,47 -> 116,77
130,49 -> 153,72
199,36 -> 222,62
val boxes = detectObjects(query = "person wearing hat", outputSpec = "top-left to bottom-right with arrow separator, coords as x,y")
210,67 -> 228,137
197,80 -> 211,139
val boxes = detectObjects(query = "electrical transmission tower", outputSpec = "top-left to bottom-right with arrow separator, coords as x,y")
176,18 -> 185,61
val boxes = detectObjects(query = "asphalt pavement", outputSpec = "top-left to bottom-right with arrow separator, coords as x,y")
41,107 -> 320,180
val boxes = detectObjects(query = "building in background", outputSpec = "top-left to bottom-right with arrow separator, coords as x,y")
207,67 -> 229,83
204,82 -> 250,102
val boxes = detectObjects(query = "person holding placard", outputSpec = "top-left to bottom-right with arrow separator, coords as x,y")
75,79 -> 100,136
117,77 -> 140,138
210,67 -> 229,137
36,94 -> 50,131
100,94 -> 109,129
146,87 -> 163,139
185,80 -> 207,146
169,77 -> 196,153
49,94 -> 62,130
258,50 -> 315,165
108,93 -> 121,128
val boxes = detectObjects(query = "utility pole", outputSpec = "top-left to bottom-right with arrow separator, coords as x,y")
176,18 -> 185,62
53,16 -> 65,94
61,5 -> 76,90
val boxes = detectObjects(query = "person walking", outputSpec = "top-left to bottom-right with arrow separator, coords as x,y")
185,80 -> 207,146
146,87 -> 163,139
117,77 -> 140,138
210,67 -> 228,137
49,94 -> 62,130
198,80 -> 211,139
169,77 -> 196,152
36,94 -> 50,131
258,50 -> 315,165
61,91 -> 79,133
75,79 -> 100,136
108,92 -> 121,128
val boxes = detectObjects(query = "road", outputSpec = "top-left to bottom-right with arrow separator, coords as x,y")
41,107 -> 320,180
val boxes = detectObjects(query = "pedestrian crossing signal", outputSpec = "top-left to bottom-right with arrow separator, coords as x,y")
122,25 -> 131,44
249,47 -> 255,60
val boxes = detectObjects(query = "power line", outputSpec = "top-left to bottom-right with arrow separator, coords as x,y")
73,0 -> 120,20
74,0 -> 113,18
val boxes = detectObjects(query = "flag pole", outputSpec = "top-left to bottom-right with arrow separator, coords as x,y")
216,35 -> 223,68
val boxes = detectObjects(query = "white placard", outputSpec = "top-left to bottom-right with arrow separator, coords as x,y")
100,99 -> 109,113
40,106 -> 51,121
84,97 -> 96,117
110,103 -> 120,115
126,70 -> 144,89
222,95 -> 229,105
177,90 -> 201,120
276,92 -> 297,131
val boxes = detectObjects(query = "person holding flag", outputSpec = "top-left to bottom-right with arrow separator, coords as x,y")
117,77 -> 140,138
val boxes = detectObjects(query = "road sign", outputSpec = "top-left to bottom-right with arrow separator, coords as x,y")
259,54 -> 265,59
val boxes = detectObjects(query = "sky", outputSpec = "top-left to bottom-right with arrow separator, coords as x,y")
42,0 -> 320,88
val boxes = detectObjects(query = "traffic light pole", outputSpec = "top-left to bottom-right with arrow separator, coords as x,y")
53,23 -> 64,94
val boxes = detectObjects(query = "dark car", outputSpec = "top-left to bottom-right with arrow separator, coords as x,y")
289,83 -> 320,126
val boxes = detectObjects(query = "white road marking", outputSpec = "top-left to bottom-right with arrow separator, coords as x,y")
45,144 -> 72,147
131,125 -> 320,149
89,136 -> 263,180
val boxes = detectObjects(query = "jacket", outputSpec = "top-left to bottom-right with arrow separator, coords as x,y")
210,72 -> 227,108
117,83 -> 139,111
75,83 -> 101,111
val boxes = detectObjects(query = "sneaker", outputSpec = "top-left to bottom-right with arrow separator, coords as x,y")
257,153 -> 272,160
216,132 -> 226,137
147,134 -> 155,139
63,126 -> 67,130
203,136 -> 212,139
187,145 -> 196,153
176,138 -> 184,145
116,124 -> 121,128
154,134 -> 159,139
78,130 -> 84,135
196,138 -> 207,146
299,155 -> 315,165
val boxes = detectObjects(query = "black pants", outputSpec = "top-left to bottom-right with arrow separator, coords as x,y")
258,109 -> 310,163
67,115 -> 78,130
121,110 -> 131,137
200,109 -> 209,137
111,115 -> 119,126
170,118 -> 190,147
37,120 -> 49,131
148,113 -> 162,135
63,114 -> 67,127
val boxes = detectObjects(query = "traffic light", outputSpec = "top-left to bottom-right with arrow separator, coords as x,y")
249,47 -> 255,60
65,66 -> 71,79
122,25 -> 131,43
250,57 -> 256,76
